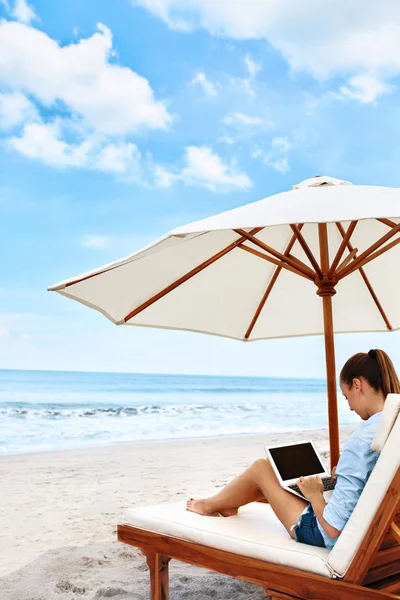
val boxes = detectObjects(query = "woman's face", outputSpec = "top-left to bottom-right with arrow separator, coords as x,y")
340,378 -> 369,420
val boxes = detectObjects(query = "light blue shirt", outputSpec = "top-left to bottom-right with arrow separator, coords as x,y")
317,411 -> 381,550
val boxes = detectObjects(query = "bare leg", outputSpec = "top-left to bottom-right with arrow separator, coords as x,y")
187,459 -> 308,536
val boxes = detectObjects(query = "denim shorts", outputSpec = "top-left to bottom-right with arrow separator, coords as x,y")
292,504 -> 326,547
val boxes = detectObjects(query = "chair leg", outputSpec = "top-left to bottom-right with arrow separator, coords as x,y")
146,552 -> 170,600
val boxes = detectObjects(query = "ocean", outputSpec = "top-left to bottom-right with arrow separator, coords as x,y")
0,369 -> 359,455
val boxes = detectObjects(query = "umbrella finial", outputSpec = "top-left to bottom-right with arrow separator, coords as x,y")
292,176 -> 352,190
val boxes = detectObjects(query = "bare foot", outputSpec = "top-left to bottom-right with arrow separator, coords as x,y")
186,498 -> 238,517
186,498 -> 219,516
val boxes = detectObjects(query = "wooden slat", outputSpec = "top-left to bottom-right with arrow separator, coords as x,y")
118,525 -> 396,600
368,573 -> 400,592
380,532 -> 400,551
345,469 -> 400,585
380,511 -> 400,549
368,573 -> 400,594
389,523 -> 400,544
372,546 -> 400,568
364,561 -> 400,585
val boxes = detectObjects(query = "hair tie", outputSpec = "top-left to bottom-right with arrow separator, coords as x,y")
368,349 -> 377,359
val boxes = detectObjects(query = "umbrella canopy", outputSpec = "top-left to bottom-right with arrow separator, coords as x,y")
49,176 -> 400,467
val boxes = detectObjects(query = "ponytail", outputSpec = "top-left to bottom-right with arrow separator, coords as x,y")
375,349 -> 400,397
340,349 -> 400,398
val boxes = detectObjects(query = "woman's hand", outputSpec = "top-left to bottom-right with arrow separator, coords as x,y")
297,475 -> 324,500
331,466 -> 337,482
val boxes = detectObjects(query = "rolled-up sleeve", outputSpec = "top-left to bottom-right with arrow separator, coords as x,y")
323,438 -> 379,532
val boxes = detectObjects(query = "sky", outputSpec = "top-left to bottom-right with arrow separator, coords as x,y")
1,0 -> 400,377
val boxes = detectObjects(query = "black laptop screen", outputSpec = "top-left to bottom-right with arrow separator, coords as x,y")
269,442 -> 325,481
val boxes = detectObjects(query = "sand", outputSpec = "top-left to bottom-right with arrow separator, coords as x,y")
0,427 -> 354,600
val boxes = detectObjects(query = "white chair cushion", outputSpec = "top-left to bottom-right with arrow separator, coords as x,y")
327,414 -> 400,578
371,394 -> 400,452
123,501 -> 332,577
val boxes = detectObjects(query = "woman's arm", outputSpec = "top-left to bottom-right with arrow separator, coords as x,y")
297,475 -> 341,539
309,492 -> 342,538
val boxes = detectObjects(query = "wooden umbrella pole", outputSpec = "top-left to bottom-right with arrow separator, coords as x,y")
322,294 -> 340,469
317,224 -> 340,470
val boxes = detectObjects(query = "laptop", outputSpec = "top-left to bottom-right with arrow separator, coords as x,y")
264,440 -> 335,500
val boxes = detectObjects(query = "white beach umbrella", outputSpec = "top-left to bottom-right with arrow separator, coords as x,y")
49,176 -> 400,467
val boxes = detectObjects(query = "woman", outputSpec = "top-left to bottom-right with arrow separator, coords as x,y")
187,349 -> 400,549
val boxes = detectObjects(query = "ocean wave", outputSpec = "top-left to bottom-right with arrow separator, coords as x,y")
0,402 -> 325,419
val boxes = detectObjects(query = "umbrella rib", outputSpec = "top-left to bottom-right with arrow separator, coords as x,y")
335,222 -> 392,330
328,221 -> 358,278
336,247 -> 358,273
239,245 -> 313,280
377,218 -> 397,228
339,235 -> 400,279
289,224 -> 323,279
234,229 -> 316,279
123,227 -> 264,323
244,226 -> 304,340
337,222 -> 400,279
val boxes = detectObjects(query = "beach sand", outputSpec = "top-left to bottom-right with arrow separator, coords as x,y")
0,427 -> 354,599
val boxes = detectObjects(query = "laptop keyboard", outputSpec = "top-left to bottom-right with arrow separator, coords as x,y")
288,477 -> 335,497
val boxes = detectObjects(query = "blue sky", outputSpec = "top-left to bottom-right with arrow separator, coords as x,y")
1,0 -> 400,376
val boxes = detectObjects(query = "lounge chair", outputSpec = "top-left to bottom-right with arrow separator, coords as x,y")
118,395 -> 400,599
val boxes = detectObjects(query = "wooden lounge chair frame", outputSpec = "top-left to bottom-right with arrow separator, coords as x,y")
118,467 -> 400,600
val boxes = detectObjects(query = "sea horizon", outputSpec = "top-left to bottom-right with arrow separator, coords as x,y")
0,367 -> 327,381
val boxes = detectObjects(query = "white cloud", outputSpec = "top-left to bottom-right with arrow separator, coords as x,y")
81,235 -> 111,249
226,53 -> 261,98
9,120 -> 144,175
8,120 -> 251,191
340,74 -> 391,103
95,142 -> 142,173
0,328 -> 10,337
154,165 -> 176,188
0,20 -> 172,135
218,135 -> 235,145
244,54 -> 261,78
155,145 -> 252,192
222,112 -> 268,126
271,136 -> 292,152
133,0 -> 400,102
190,72 -> 218,96
12,0 -> 37,23
264,156 -> 289,174
0,92 -> 38,128
253,134 -> 292,174
9,121 -> 93,167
